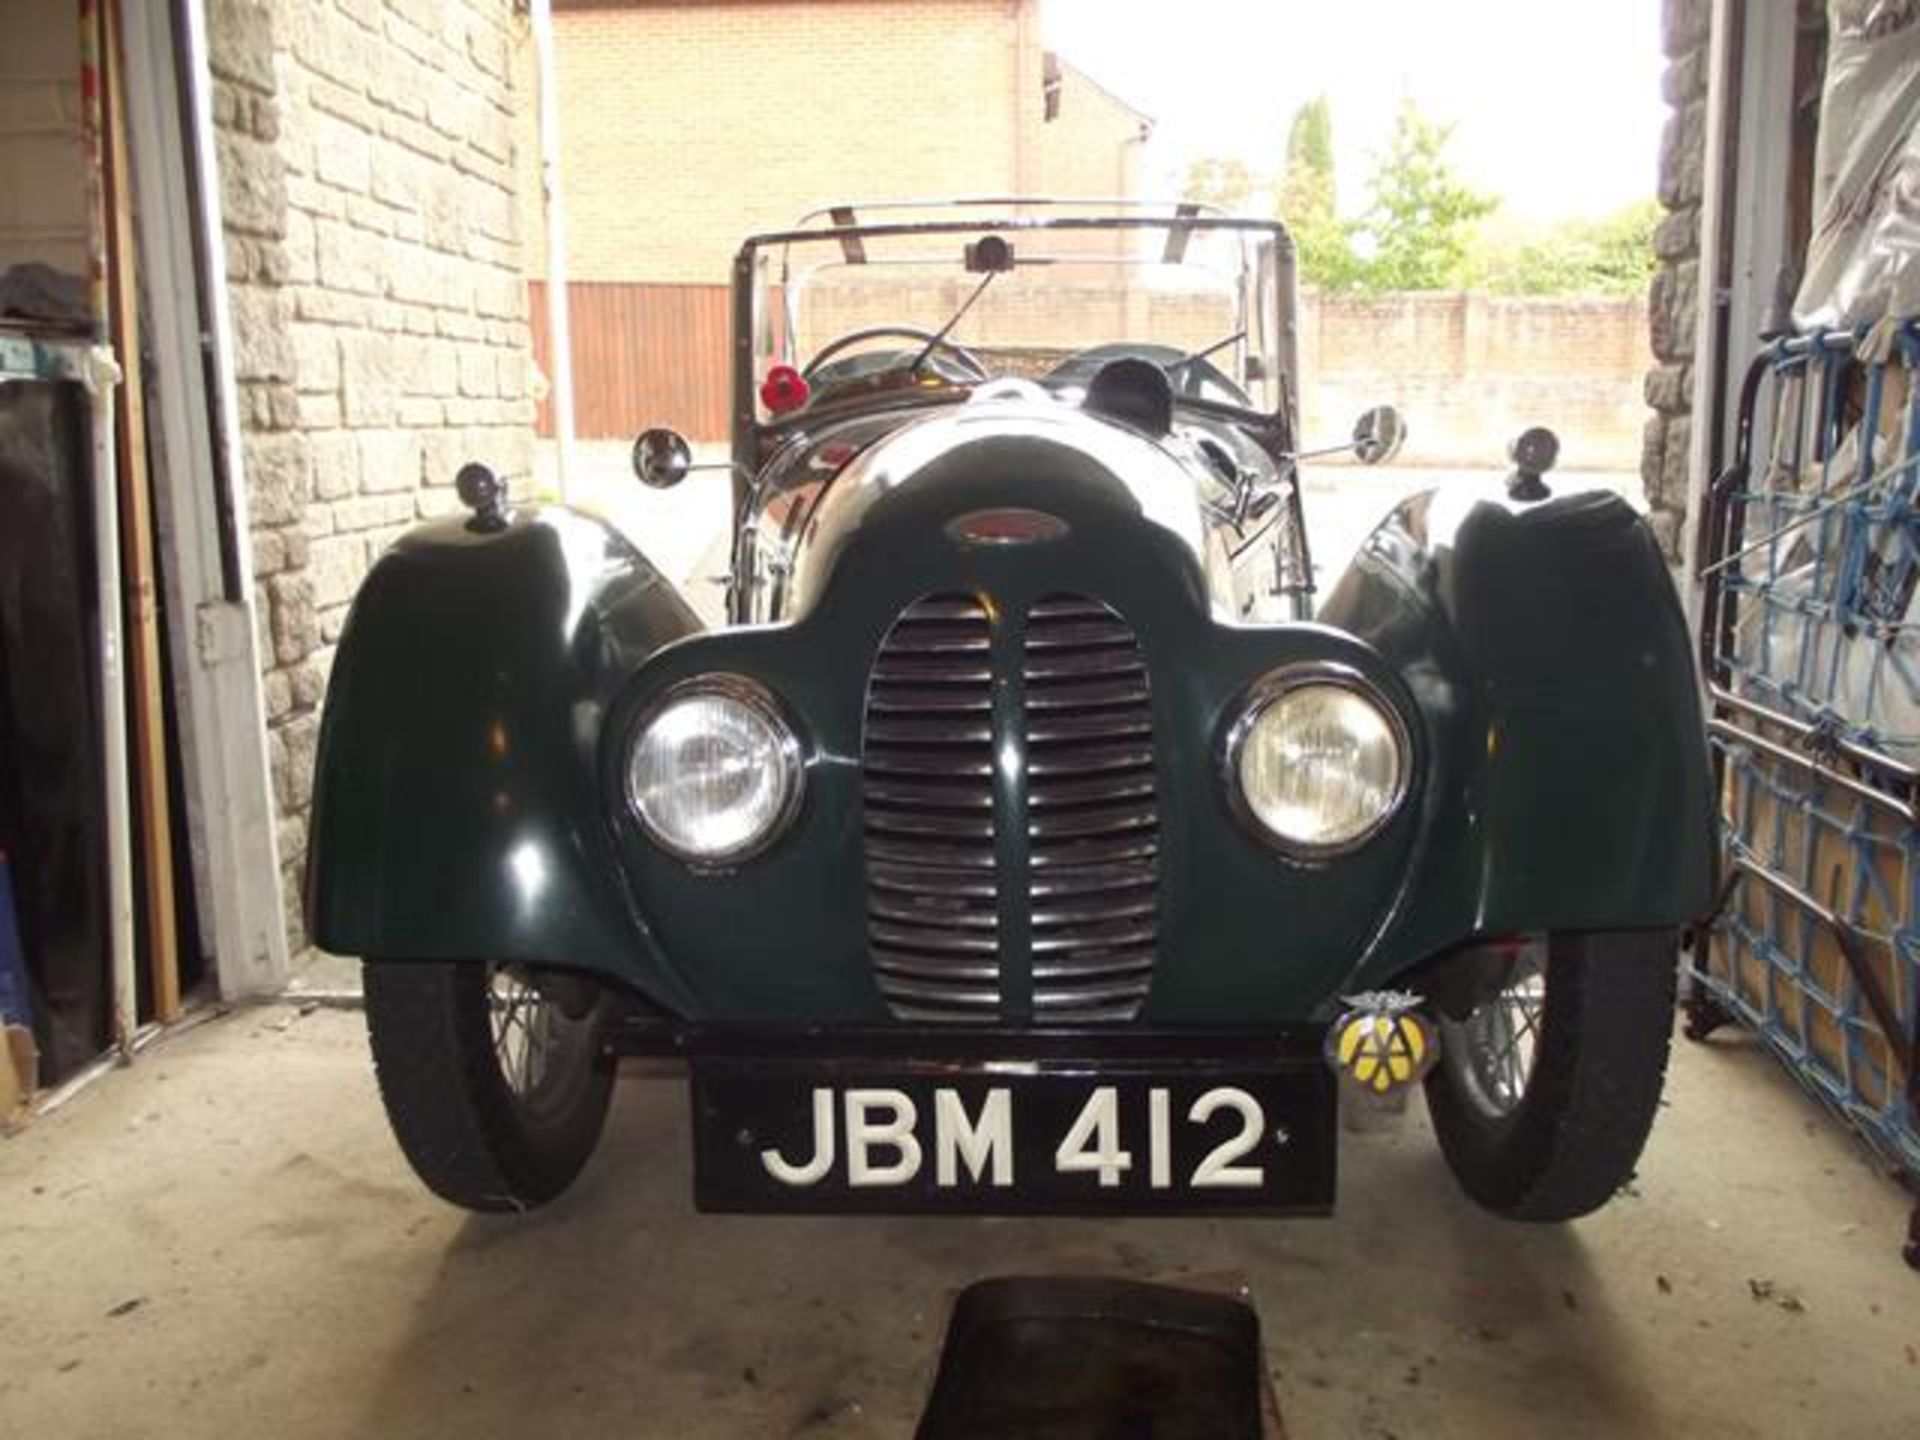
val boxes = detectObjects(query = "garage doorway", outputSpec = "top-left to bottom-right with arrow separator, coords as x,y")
1,0 -> 284,1103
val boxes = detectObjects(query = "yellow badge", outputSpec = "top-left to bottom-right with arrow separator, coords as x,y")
1327,996 -> 1437,1095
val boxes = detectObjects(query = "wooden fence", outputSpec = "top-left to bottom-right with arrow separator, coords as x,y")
529,281 -> 730,441
532,282 -> 1653,467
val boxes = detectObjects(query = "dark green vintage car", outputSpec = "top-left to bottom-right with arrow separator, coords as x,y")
307,201 -> 1715,1219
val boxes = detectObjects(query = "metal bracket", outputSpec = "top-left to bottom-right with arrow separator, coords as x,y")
194,600 -> 252,668
826,206 -> 867,266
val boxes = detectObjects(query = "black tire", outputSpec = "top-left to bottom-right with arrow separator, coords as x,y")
363,961 -> 614,1212
1425,929 -> 1677,1221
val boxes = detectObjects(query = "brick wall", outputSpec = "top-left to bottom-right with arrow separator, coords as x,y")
520,0 -> 1147,285
545,277 -> 1651,468
0,1 -> 87,279
1032,60 -> 1149,200
210,0 -> 535,955
1305,291 -> 1652,470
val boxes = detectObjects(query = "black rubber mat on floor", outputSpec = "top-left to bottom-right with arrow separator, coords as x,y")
914,1276 -> 1266,1439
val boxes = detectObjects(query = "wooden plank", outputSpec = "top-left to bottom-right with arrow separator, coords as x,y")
530,281 -> 731,442
102,0 -> 181,1023
1711,718 -> 1912,1114
1,1023 -> 37,1133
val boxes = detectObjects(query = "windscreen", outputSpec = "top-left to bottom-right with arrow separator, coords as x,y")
747,216 -> 1288,426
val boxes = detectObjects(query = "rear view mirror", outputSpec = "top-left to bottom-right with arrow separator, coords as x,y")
965,234 -> 1016,273
632,427 -> 692,489
1352,406 -> 1407,466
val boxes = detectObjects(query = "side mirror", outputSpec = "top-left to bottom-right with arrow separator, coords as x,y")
454,462 -> 509,533
1352,406 -> 1407,466
1506,425 -> 1560,502
632,427 -> 692,489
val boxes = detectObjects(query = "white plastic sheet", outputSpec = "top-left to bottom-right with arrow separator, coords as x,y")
1793,2 -> 1920,333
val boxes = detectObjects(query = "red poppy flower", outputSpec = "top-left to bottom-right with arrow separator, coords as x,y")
760,365 -> 810,415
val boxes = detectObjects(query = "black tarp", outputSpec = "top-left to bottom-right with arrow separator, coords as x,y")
0,378 -> 110,1081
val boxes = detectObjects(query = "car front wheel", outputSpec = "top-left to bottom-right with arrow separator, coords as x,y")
363,960 -> 614,1212
1425,929 -> 1677,1221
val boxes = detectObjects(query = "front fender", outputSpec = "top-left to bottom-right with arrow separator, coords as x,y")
304,506 -> 702,1003
1322,483 -> 1716,985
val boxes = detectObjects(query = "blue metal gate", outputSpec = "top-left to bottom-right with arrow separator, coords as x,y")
1692,320 -> 1920,1265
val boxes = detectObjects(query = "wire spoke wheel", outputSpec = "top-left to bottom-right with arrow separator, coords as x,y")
1442,940 -> 1547,1120
488,965 -> 546,1097
1424,930 -> 1678,1222
485,963 -> 595,1121
364,960 -> 617,1212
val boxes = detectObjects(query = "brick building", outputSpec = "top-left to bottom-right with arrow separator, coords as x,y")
524,0 -> 1151,283
521,0 -> 1154,438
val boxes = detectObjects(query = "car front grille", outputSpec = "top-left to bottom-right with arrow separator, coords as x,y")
863,594 -> 1001,1023
861,592 -> 1159,1024
1024,595 -> 1159,1023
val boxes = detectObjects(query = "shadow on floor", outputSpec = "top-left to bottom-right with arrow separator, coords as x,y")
352,1071 -> 1657,1440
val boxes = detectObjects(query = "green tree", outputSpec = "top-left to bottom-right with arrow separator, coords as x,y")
1275,95 -> 1361,290
1350,101 -> 1497,292
1286,93 -> 1334,176
1469,200 -> 1661,296
1181,155 -> 1254,213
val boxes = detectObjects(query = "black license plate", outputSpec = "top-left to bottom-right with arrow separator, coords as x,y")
690,1057 -> 1336,1215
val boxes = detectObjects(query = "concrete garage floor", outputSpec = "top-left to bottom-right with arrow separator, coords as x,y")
2,1004 -> 1915,1438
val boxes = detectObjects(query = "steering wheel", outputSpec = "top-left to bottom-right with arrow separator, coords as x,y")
801,326 -> 991,383
1046,343 -> 1251,407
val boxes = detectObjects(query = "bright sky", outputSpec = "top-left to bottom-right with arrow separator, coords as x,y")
1042,0 -> 1668,224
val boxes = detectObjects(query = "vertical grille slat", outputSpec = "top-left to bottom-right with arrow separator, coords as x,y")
863,594 -> 1000,1022
861,591 -> 1159,1025
1022,594 -> 1159,1022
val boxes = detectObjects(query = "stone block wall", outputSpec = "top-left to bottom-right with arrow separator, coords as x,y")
209,0 -> 535,956
1641,0 -> 1711,561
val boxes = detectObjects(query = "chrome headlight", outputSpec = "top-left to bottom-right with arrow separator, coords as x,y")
625,677 -> 804,865
1226,667 -> 1408,857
